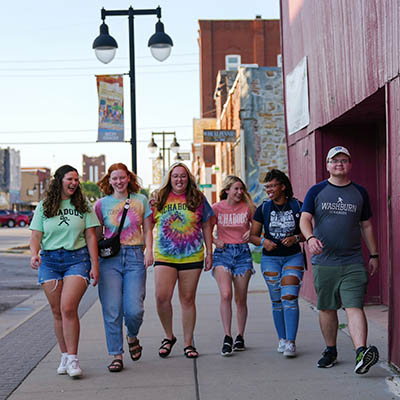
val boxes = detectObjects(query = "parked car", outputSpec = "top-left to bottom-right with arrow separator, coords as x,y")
0,210 -> 30,227
18,210 -> 34,223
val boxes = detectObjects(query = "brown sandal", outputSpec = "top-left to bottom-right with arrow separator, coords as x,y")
127,337 -> 142,361
108,358 -> 123,372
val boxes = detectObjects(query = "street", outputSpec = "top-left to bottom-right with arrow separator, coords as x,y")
0,228 -> 39,313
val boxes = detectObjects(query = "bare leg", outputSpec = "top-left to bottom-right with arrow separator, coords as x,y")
154,266 -> 178,354
214,266 -> 233,336
177,268 -> 202,348
42,280 -> 66,353
233,270 -> 252,336
345,307 -> 367,349
60,276 -> 88,355
319,309 -> 338,347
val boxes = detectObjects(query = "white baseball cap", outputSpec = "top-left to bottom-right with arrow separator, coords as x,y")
326,146 -> 351,162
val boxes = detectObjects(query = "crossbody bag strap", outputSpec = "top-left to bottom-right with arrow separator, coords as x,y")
116,198 -> 130,236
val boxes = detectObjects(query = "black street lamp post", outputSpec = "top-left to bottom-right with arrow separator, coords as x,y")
93,7 -> 173,173
148,131 -> 180,177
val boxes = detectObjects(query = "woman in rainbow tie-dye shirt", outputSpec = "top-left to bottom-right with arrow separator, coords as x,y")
152,163 -> 213,359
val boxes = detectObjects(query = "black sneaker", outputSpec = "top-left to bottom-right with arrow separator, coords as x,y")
221,335 -> 233,356
317,349 -> 337,368
354,345 -> 379,374
233,334 -> 245,352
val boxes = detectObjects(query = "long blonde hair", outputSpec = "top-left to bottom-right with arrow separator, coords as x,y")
154,162 -> 203,212
219,175 -> 255,213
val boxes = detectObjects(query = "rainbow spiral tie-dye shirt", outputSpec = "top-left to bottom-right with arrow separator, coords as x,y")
153,192 -> 213,264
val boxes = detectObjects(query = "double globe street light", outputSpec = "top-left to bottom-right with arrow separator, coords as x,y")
148,132 -> 182,177
93,6 -> 173,173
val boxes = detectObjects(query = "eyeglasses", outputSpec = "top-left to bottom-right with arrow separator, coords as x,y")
264,183 -> 281,190
328,159 -> 349,165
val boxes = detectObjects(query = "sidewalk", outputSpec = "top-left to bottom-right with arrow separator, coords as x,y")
7,267 -> 400,400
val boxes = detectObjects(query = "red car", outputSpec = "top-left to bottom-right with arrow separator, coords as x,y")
0,210 -> 30,227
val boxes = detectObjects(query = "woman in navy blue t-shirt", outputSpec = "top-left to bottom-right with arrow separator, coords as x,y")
250,169 -> 305,358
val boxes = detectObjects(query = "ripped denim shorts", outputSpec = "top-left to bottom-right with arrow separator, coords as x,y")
38,246 -> 91,285
212,243 -> 255,277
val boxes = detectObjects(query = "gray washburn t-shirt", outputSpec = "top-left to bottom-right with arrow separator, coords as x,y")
301,180 -> 372,266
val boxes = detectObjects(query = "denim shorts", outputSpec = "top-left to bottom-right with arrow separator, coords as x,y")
38,246 -> 91,285
212,243 -> 255,277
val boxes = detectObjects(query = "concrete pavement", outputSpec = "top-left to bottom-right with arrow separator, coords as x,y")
5,267 -> 400,400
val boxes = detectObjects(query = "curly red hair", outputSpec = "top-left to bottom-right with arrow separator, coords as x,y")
97,163 -> 141,195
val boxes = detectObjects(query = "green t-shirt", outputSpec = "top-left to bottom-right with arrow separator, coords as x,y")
30,199 -> 100,250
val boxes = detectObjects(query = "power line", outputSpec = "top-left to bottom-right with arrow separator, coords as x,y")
0,63 -> 198,72
0,125 -> 193,134
0,53 -> 198,64
0,139 -> 193,145
0,69 -> 199,78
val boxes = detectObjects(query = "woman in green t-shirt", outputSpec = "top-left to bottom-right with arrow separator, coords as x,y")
29,165 -> 100,379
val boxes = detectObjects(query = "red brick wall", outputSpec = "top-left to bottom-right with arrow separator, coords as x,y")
198,19 -> 281,118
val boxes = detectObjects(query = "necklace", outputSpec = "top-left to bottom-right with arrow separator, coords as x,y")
274,201 -> 287,212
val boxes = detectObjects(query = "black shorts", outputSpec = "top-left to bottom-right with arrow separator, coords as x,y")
154,260 -> 204,271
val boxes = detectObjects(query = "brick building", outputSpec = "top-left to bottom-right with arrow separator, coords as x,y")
198,18 -> 281,118
82,155 -> 106,183
195,19 -> 283,203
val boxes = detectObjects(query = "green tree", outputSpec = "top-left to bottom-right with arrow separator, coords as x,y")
81,181 -> 102,203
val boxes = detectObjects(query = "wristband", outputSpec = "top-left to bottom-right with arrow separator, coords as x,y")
260,238 -> 265,247
306,235 -> 316,243
369,254 -> 379,259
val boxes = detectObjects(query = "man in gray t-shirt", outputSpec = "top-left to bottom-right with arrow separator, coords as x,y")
300,146 -> 379,375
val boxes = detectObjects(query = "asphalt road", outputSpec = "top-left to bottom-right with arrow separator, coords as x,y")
0,226 -> 31,251
0,227 -> 39,313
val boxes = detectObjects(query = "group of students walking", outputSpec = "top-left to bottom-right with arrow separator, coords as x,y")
29,145 -> 379,378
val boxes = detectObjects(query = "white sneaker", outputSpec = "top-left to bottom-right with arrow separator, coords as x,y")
277,339 -> 288,353
283,341 -> 296,357
57,355 -> 68,375
66,358 -> 82,378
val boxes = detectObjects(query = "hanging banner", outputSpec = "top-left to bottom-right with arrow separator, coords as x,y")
285,56 -> 310,135
96,75 -> 124,142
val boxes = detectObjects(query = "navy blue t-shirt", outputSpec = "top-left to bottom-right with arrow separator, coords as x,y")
301,180 -> 372,266
253,199 -> 302,257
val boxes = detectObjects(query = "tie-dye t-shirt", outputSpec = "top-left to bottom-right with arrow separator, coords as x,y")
152,192 -> 213,264
94,193 -> 151,246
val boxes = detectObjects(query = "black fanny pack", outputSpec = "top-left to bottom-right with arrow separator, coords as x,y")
98,198 -> 130,258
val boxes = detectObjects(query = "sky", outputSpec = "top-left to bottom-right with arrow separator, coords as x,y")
0,0 -> 280,188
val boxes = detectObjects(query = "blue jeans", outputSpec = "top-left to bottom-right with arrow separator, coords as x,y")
260,253 -> 304,341
98,245 -> 146,355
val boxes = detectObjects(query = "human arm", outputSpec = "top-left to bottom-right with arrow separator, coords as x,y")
360,219 -> 379,276
95,225 -> 104,240
202,219 -> 213,271
210,215 -> 224,248
85,227 -> 99,286
30,230 -> 43,269
300,211 -> 324,254
249,220 -> 277,251
281,233 -> 305,247
143,216 -> 154,268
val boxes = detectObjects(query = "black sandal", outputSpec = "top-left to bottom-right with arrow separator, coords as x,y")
108,358 -> 123,373
127,337 -> 142,361
184,345 -> 199,359
159,336 -> 177,358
